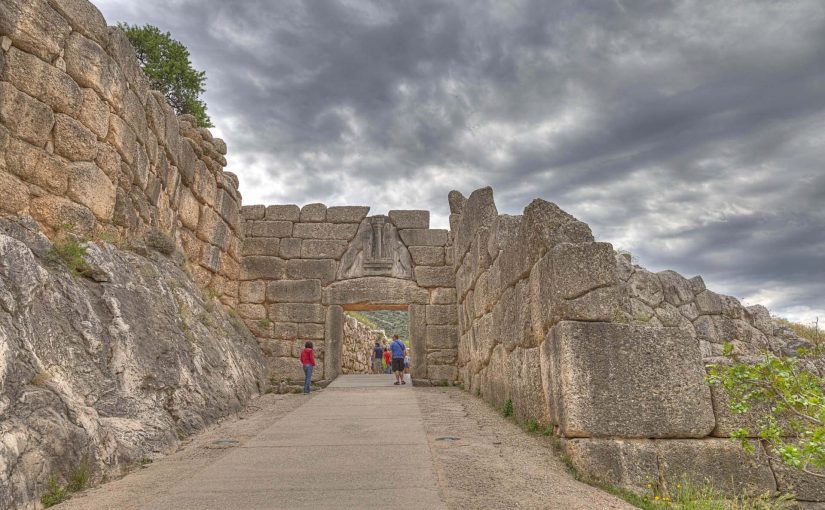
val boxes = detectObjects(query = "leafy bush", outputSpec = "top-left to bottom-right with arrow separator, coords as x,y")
707,341 -> 824,480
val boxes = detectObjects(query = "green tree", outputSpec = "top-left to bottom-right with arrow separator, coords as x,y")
707,330 -> 824,480
118,23 -> 213,128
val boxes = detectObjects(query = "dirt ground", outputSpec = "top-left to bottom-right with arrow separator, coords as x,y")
417,387 -> 634,509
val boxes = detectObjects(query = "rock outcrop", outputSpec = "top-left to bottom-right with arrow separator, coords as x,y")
0,217 -> 266,510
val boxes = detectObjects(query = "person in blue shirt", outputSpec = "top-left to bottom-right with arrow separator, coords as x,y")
389,334 -> 407,385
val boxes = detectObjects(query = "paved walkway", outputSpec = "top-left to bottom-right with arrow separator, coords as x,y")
146,374 -> 443,509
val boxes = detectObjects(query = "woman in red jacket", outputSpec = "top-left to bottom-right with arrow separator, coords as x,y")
300,341 -> 315,394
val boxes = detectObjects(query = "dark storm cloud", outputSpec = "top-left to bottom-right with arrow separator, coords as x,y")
96,0 -> 825,321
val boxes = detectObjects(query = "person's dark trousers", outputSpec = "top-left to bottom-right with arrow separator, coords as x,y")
303,364 -> 313,393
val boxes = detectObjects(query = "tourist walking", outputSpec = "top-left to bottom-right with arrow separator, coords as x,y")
382,342 -> 392,374
371,341 -> 384,374
300,341 -> 315,394
389,335 -> 407,385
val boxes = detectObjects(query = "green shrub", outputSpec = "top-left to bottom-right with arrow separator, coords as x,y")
501,399 -> 513,417
41,477 -> 68,508
707,341 -> 824,480
525,418 -> 539,433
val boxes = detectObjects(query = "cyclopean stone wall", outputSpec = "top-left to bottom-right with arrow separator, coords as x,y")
0,0 -> 242,307
452,186 -> 821,501
237,205 -> 457,384
342,314 -> 386,374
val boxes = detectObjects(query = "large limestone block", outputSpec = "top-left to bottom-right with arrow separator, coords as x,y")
531,242 -> 619,337
497,227 -> 530,289
265,204 -> 300,221
178,189 -> 201,230
427,365 -> 457,381
241,256 -> 286,281
410,304 -> 428,378
67,162 -> 116,221
239,281 -> 265,304
709,383 -> 794,438
250,220 -> 292,238
30,195 -> 95,235
270,303 -> 325,324
54,114 -> 98,161
301,239 -> 348,259
48,0 -> 109,45
399,229 -> 449,246
389,210 -> 430,229
266,279 -> 321,303
426,304 -> 457,325
5,138 -> 67,194
279,238 -> 302,259
522,199 -> 593,262
325,305 -> 343,379
286,259 -> 336,286
300,203 -> 327,222
495,278 -> 533,350
430,287 -> 457,305
426,325 -> 458,350
241,204 -> 265,220
0,82 -> 54,146
0,172 -> 28,214
106,28 -> 151,105
64,32 -> 126,110
487,214 -> 522,261
455,186 -> 497,259
481,344 -> 512,408
293,222 -> 358,240
509,346 -> 551,425
562,439 -> 658,492
1,47 -> 82,115
326,206 -> 369,223
695,290 -> 723,315
106,115 -> 137,165
242,238 -> 280,257
770,450 -> 825,502
79,90 -> 109,139
414,266 -> 455,288
427,350 -> 457,365
448,189 -> 467,214
547,322 -> 715,438
0,0 -> 71,61
323,277 -> 429,306
627,269 -> 664,307
408,246 -> 445,266
657,270 -> 695,306
657,439 -> 776,496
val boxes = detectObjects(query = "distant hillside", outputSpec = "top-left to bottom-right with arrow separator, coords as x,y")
346,311 -> 409,342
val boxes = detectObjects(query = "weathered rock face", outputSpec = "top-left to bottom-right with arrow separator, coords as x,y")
342,315 -> 386,374
0,218 -> 266,510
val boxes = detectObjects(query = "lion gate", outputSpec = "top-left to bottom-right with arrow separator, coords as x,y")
237,204 -> 458,385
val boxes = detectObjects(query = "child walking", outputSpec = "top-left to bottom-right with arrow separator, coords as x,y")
300,341 -> 315,394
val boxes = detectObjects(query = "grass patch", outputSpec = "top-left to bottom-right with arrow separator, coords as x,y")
501,399 -> 513,417
47,237 -> 90,277
66,462 -> 89,492
40,461 -> 92,508
524,418 -> 540,433
258,318 -> 272,328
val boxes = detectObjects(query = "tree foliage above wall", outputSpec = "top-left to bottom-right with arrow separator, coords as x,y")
118,23 -> 213,128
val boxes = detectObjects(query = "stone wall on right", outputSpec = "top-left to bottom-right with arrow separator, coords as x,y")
451,186 -> 821,502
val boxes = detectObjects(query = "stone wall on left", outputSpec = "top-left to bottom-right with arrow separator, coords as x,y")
0,0 -> 242,307
0,217 -> 267,510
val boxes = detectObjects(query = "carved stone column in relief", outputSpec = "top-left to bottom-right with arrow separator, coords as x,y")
337,216 -> 413,280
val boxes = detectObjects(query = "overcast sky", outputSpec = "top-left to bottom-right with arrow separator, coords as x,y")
95,0 -> 824,324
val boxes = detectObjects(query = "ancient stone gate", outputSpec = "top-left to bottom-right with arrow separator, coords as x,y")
238,206 -> 458,384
